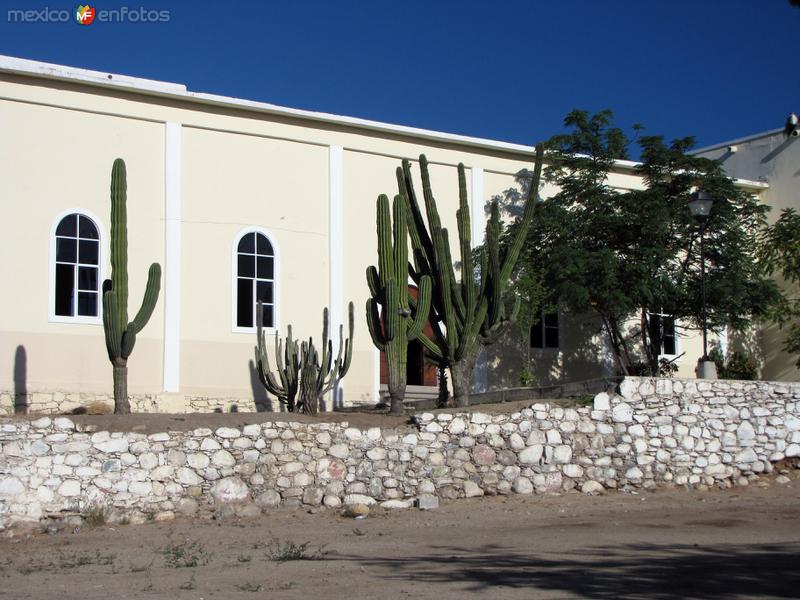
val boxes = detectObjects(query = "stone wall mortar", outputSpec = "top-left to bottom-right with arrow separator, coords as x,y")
0,377 -> 798,529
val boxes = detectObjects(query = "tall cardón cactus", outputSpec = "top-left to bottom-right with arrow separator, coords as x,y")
399,146 -> 544,407
102,159 -> 162,414
255,301 -> 354,414
366,193 -> 432,414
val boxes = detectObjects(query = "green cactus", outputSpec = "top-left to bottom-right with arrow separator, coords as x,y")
366,193 -> 432,414
254,303 -> 300,412
399,146 -> 544,406
255,301 -> 354,414
102,159 -> 162,414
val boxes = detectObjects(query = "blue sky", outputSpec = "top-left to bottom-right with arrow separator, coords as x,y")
0,1 -> 798,152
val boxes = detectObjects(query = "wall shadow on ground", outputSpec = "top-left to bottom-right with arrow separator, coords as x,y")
331,541 -> 800,599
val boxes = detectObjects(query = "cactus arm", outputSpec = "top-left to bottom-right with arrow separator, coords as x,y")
400,161 -> 436,267
416,331 -> 444,361
499,145 -> 544,283
407,275 -> 432,340
376,195 -> 395,286
109,158 -> 129,329
366,298 -> 386,351
340,302 -> 355,377
366,266 -> 382,301
131,263 -> 161,331
120,321 -> 138,359
102,290 -> 121,362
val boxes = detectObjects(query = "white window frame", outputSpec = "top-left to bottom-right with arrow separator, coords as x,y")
48,208 -> 106,325
231,226 -> 279,334
649,310 -> 681,361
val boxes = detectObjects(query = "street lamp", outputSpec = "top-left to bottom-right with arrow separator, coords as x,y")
688,190 -> 717,379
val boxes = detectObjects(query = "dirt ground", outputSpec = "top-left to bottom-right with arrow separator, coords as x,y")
0,473 -> 798,600
5,398 -> 552,434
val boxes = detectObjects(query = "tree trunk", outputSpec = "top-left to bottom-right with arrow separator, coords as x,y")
113,364 -> 130,414
451,358 -> 474,407
436,365 -> 450,408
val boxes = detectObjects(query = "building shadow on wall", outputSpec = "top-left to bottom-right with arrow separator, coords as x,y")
483,313 -> 612,393
330,542 -> 800,599
248,359 -> 274,412
14,345 -> 27,414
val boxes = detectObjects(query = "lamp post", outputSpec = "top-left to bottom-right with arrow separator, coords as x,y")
688,191 -> 716,379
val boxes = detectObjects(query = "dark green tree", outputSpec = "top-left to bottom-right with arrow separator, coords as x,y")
759,208 -> 800,367
505,109 -> 780,376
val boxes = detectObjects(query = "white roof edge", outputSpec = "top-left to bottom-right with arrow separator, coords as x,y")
0,54 -> 541,158
0,55 -> 186,94
0,54 -> 773,191
692,128 -> 784,155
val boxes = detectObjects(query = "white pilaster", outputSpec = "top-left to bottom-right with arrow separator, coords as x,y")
163,122 -> 182,393
329,145 -> 345,407
470,166 -> 488,392
470,167 -> 485,247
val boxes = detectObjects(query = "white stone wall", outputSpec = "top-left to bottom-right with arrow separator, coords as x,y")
1,377 -> 798,529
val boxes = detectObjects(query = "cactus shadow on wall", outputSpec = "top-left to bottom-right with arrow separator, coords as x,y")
248,359 -> 273,412
13,345 -> 27,415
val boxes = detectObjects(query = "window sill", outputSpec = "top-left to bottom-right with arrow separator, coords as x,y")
49,315 -> 102,326
232,326 -> 278,335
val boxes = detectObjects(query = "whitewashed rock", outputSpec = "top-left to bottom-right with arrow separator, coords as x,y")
211,477 -> 250,503
212,450 -> 236,467
31,417 -> 52,429
381,499 -> 412,509
612,403 -> 634,423
176,468 -> 203,486
95,438 -> 129,454
0,477 -> 25,497
343,494 -> 376,506
415,494 -> 439,509
448,418 -> 466,435
463,481 -> 484,498
58,480 -> 81,497
215,427 -> 241,439
519,445 -> 543,464
593,392 -> 610,411
513,477 -> 533,494
581,480 -> 604,495
53,417 -> 75,431
737,421 -> 756,441
553,445 -> 572,464
256,490 -> 281,508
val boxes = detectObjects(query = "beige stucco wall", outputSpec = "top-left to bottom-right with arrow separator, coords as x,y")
0,97 -> 164,395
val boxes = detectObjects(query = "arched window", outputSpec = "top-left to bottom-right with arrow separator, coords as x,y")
51,212 -> 102,321
234,230 -> 276,330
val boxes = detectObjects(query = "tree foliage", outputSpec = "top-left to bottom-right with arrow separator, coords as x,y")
758,208 -> 800,367
505,109 -> 780,376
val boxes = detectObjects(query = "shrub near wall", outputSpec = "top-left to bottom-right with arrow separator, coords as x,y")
0,377 -> 799,529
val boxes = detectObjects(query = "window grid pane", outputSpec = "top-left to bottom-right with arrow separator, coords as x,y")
236,232 -> 276,329
54,213 -> 101,318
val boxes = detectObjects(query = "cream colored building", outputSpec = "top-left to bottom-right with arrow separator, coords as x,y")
0,56 -> 775,414
695,126 -> 800,381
